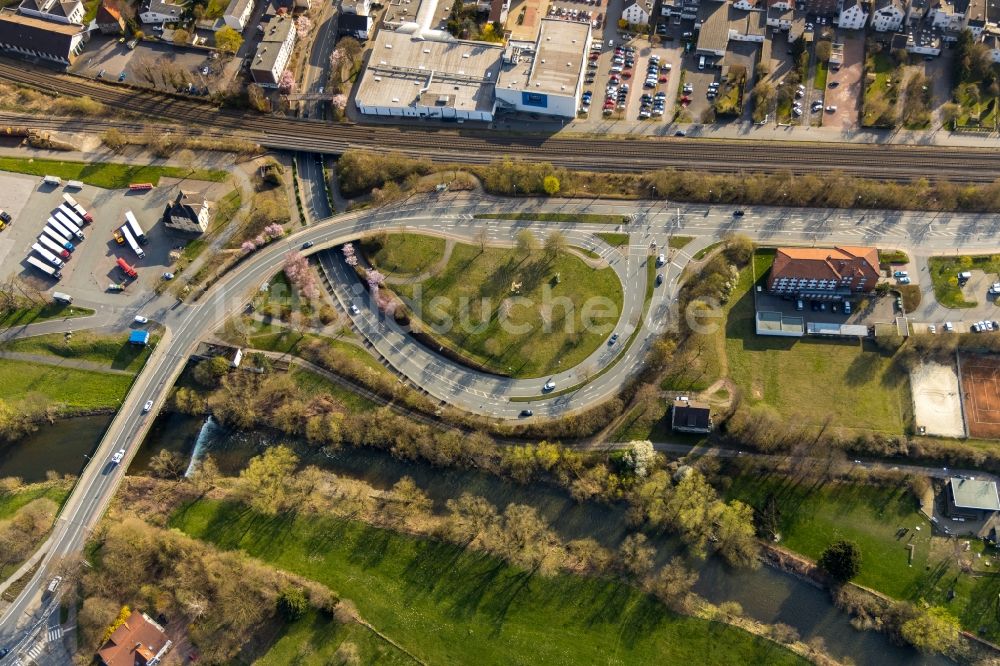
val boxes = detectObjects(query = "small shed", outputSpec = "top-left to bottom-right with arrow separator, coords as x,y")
129,330 -> 150,346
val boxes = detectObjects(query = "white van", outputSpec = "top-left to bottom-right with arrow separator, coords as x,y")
698,55 -> 706,70
42,175 -> 61,186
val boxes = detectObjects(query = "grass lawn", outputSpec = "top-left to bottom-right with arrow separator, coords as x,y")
290,367 -> 378,413
474,212 -> 630,225
171,499 -> 806,666
597,232 -> 629,247
814,60 -> 828,91
245,324 -> 391,379
0,482 -> 70,519
0,303 -> 93,329
668,236 -> 694,250
878,250 -> 910,266
0,331 -> 154,373
254,609 -> 412,666
0,359 -> 132,411
928,255 -> 1000,309
692,241 -> 723,261
725,472 -> 1000,640
361,233 -> 447,276
393,242 -> 623,378
0,157 -> 227,189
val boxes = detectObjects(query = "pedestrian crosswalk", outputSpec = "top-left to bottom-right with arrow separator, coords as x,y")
14,624 -> 72,665
45,627 -> 62,642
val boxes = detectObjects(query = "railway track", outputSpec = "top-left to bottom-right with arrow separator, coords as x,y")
3,59 -> 1000,182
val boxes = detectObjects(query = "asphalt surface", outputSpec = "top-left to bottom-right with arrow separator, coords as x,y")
4,192 -> 1000,658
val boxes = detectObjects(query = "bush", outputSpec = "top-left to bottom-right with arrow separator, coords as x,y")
277,586 -> 308,621
819,540 -> 862,583
337,150 -> 431,196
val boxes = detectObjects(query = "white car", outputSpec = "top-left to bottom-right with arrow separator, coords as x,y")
111,448 -> 125,464
133,315 -> 148,324
162,272 -> 174,280
142,399 -> 153,413
944,321 -> 954,331
928,324 -> 937,334
349,304 -> 360,315
990,282 -> 1000,295
543,379 -> 556,392
825,105 -> 837,113
656,253 -> 666,266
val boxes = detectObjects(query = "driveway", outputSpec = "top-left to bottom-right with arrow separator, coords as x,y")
822,32 -> 863,132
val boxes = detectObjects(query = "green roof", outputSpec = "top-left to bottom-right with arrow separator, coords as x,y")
950,478 -> 1000,511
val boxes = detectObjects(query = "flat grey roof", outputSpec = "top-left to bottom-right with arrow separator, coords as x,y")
499,19 -> 590,96
251,15 -> 293,74
756,311 -> 805,333
356,32 -> 503,112
951,478 -> 1000,511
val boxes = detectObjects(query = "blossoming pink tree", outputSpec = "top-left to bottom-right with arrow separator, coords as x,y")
278,70 -> 295,93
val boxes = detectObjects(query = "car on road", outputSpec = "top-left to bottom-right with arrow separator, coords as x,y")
111,448 -> 126,464
733,210 -> 745,217
893,270 -> 908,278
96,69 -> 105,79
520,409 -> 533,417
162,272 -> 174,280
944,321 -> 954,331
674,130 -> 686,137
349,304 -> 361,315
655,273 -> 663,286
302,241 -> 314,249
608,333 -> 619,345
655,253 -> 666,266
47,576 -> 62,593
543,379 -> 556,392
133,315 -> 148,324
142,399 -> 154,413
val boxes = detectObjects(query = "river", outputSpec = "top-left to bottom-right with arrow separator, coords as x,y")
132,412 -> 951,666
0,414 -> 113,483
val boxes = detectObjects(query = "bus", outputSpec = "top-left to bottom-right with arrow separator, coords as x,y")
116,257 -> 137,279
32,243 -> 64,268
27,255 -> 60,279
53,212 -> 84,241
124,211 -> 146,244
42,225 -> 74,251
38,234 -> 70,259
121,225 -> 145,259
47,217 -> 75,243
58,203 -> 85,228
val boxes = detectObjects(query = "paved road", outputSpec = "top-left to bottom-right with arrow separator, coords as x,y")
4,193 -> 1000,658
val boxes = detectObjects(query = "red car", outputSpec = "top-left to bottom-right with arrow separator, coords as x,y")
622,71 -> 632,79
659,75 -> 668,83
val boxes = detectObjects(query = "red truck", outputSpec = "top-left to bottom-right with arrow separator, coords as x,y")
117,257 -> 138,279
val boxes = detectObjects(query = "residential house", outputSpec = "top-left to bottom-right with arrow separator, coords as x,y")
767,3 -> 794,29
162,190 -> 211,234
872,0 -> 905,30
671,398 -> 712,434
95,1 -> 125,33
17,0 -> 84,24
217,0 -> 254,30
767,246 -> 880,297
138,0 -> 185,24
965,0 -> 998,36
249,13 -> 295,87
661,0 -> 700,21
732,0 -> 760,10
985,31 -> 1000,61
730,8 -> 767,41
338,11 -> 371,39
622,0 -> 650,24
905,25 -> 943,53
0,9 -> 86,64
929,0 -> 965,32
97,609 -> 172,666
695,1 -> 729,55
947,477 -> 1000,520
838,0 -> 869,29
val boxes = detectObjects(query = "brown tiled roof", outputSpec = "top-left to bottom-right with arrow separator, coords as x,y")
97,610 -> 169,666
96,1 -> 122,22
770,246 -> 879,283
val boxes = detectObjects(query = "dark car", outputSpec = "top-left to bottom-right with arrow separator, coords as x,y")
520,409 -> 533,417
733,210 -> 745,217
828,81 -> 839,88
608,333 -> 619,345
655,273 -> 663,286
302,241 -> 314,249
0,210 -> 11,224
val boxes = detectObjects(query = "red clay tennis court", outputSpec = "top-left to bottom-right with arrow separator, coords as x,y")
960,354 -> 1000,439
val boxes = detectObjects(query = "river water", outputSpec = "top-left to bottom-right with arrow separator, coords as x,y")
0,414 -> 112,482
130,413 -> 952,666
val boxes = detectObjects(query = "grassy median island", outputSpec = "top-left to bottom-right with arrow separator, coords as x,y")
0,157 -> 227,189
928,255 -> 1000,309
0,359 -> 132,412
392,239 -> 623,378
171,499 -> 806,666
361,232 -> 446,276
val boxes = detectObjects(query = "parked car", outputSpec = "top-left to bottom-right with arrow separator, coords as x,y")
519,409 -> 533,417
893,270 -> 908,278
944,321 -> 954,331
655,274 -> 663,286
898,276 -> 911,284
989,282 -> 1000,294
843,301 -> 851,314
928,324 -> 937,334
133,315 -> 148,324
825,105 -> 837,112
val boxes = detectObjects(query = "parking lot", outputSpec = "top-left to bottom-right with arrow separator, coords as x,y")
756,290 -> 898,327
582,41 -> 679,123
0,173 -> 231,306
69,36 -> 240,95
822,33 -> 863,131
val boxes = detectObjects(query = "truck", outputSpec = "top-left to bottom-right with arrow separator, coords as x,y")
32,243 -> 64,268
43,224 -> 74,251
124,211 -> 146,244
65,180 -> 83,190
107,283 -> 125,292
121,225 -> 145,259
53,211 -> 85,241
38,234 -> 70,259
71,202 -> 93,224
116,257 -> 137,279
52,291 -> 72,304
61,193 -> 78,207
27,255 -> 61,279
47,217 -> 75,243
58,203 -> 85,228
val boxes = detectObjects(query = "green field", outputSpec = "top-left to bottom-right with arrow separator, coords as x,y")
0,331 -> 154,373
668,236 -> 694,250
0,157 -> 227,189
928,255 -> 1000,309
474,212 -> 630,225
244,326 -> 390,379
0,303 -> 93,329
255,609 -> 413,666
394,241 -> 623,378
290,367 -> 378,413
171,499 -> 805,666
0,359 -> 132,411
725,265 -> 909,433
597,232 -> 629,247
361,233 -> 446,276
0,483 -> 70,520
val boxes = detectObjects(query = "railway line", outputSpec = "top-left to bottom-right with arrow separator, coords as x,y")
3,59 -> 1000,181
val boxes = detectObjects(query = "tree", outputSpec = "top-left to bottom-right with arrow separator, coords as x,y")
543,230 -> 566,258
389,476 -> 432,522
815,40 -> 832,63
542,175 -> 560,196
819,540 -> 861,583
515,229 -> 538,255
173,28 -> 190,44
247,83 -> 270,113
238,445 -> 302,515
618,533 -> 656,577
445,492 -> 498,546
215,26 -> 243,53
724,233 -> 754,266
102,127 -> 127,152
900,606 -> 961,653
148,449 -> 186,480
648,557 -> 698,609
713,501 -> 759,568
278,70 -> 295,94
192,355 -> 231,387
277,586 -> 308,621
940,102 -> 961,126
750,81 -> 776,124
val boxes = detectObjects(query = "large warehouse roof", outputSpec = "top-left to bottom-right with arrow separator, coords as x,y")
498,19 -> 590,96
355,31 -> 503,114
951,478 -> 1000,511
